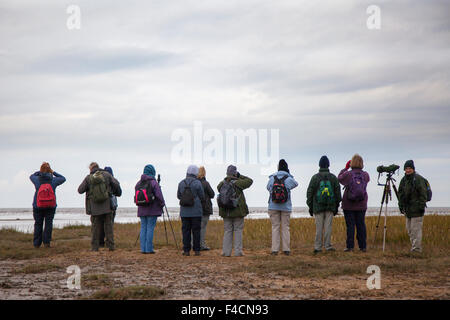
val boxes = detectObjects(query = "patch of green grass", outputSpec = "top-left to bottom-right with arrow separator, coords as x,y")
88,285 -> 165,300
13,263 -> 63,274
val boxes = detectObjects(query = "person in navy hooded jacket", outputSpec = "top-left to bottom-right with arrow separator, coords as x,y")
266,159 -> 298,255
136,164 -> 165,254
29,162 -> 66,248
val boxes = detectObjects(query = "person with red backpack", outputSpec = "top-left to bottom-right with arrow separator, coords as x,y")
266,159 -> 298,256
338,154 -> 370,252
29,162 -> 66,248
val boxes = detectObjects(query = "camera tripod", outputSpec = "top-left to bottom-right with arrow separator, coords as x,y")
373,171 -> 399,252
134,174 -> 179,250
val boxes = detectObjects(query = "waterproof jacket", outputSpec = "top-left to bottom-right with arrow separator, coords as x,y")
217,174 -> 253,218
78,168 -> 122,216
177,174 -> 205,218
199,177 -> 215,216
338,168 -> 370,211
398,172 -> 427,218
266,170 -> 299,212
306,168 -> 342,215
136,174 -> 164,217
30,171 -> 66,209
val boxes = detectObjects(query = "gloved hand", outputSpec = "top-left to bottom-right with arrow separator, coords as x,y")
345,160 -> 351,170
236,172 -> 241,178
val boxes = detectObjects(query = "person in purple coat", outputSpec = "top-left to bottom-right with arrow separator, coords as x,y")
338,154 -> 370,252
136,164 -> 165,254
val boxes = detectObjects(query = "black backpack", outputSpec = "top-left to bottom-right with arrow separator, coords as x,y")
217,180 -> 240,209
134,180 -> 155,206
271,175 -> 289,203
179,180 -> 195,207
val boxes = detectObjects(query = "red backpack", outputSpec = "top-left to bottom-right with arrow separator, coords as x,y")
37,183 -> 56,208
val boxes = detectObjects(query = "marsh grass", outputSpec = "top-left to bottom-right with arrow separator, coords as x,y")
13,263 -> 63,274
87,285 -> 165,300
82,274 -> 115,289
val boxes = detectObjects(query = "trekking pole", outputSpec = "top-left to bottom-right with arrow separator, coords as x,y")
134,230 -> 140,247
158,174 -> 179,250
161,204 -> 169,245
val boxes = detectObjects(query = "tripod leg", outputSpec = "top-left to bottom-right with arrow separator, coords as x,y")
374,185 -> 387,245
383,200 -> 388,252
164,205 -> 179,250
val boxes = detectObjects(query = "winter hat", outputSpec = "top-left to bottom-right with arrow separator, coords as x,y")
187,165 -> 199,176
404,160 -> 415,170
319,155 -> 330,169
144,164 -> 156,177
278,159 -> 289,173
226,165 -> 237,177
104,166 -> 114,176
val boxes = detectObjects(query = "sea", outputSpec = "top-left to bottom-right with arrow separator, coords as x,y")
1,207 -> 449,233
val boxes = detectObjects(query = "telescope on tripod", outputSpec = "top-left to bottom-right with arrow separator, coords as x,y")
374,164 -> 400,252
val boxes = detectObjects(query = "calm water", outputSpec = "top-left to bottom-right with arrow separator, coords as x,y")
0,207 -> 449,233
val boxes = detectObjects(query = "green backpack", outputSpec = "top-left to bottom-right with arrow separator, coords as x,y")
89,171 -> 110,203
316,175 -> 335,206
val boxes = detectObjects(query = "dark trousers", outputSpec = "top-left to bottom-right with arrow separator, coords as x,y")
343,210 -> 367,249
90,214 -> 114,250
33,208 -> 56,247
99,212 -> 116,246
181,217 -> 201,253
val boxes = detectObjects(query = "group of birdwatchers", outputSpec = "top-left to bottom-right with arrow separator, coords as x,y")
29,154 -> 430,256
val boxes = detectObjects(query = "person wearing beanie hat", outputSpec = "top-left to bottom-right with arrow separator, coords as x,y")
99,166 -> 118,248
177,165 -> 205,256
217,165 -> 253,257
78,162 -> 122,252
306,156 -> 342,254
267,159 -> 298,255
29,162 -> 66,248
398,160 -> 428,253
135,164 -> 165,254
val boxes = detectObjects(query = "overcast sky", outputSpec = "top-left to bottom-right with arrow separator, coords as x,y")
1,0 -> 449,208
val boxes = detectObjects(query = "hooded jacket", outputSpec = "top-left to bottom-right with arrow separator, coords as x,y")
30,171 -> 66,209
177,173 -> 205,218
217,174 -> 253,218
266,170 -> 298,212
136,174 -> 165,217
398,172 -> 427,218
78,168 -> 122,216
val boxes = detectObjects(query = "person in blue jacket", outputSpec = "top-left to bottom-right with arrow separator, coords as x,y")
177,165 -> 205,256
29,162 -> 66,248
266,159 -> 298,255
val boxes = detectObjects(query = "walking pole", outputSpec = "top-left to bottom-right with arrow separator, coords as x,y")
134,230 -> 140,247
161,204 -> 169,245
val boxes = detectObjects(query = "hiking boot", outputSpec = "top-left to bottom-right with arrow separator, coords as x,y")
283,251 -> 290,256
271,251 -> 278,256
200,246 -> 210,251
360,248 -> 367,252
235,253 -> 244,257
149,251 -> 156,254
43,243 -> 51,248
182,251 -> 190,256
109,248 -> 115,252
194,251 -> 201,256
221,253 -> 230,257
313,249 -> 321,254
344,248 -> 353,252
326,247 -> 336,252
99,243 -> 105,248
91,248 -> 99,252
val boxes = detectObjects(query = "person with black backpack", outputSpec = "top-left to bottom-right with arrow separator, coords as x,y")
338,154 -> 370,252
266,159 -> 298,256
78,162 -> 122,252
306,156 -> 342,254
217,165 -> 253,257
398,160 -> 430,253
29,162 -> 66,248
177,165 -> 205,256
135,164 -> 165,254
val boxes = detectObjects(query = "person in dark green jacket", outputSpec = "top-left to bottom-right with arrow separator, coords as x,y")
398,160 -> 427,252
217,165 -> 253,257
306,156 -> 342,254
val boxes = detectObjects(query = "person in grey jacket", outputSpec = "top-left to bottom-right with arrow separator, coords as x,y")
78,162 -> 122,252
177,165 -> 205,256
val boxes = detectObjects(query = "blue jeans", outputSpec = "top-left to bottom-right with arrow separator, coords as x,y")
33,208 -> 55,247
343,210 -> 367,249
140,216 -> 158,253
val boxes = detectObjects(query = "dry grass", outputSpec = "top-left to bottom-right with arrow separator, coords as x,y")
88,285 -> 165,300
